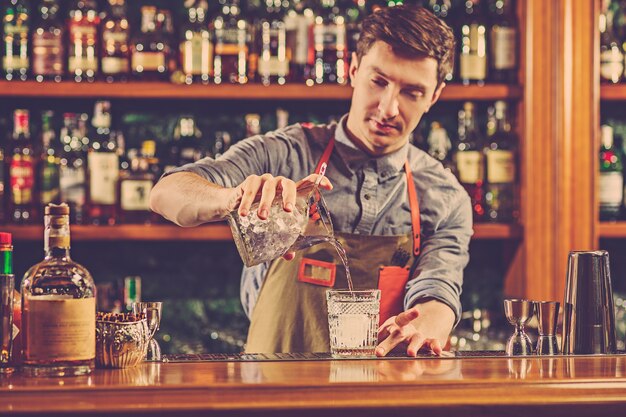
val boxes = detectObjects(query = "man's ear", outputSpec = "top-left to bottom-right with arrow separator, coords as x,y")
425,82 -> 446,113
349,52 -> 359,87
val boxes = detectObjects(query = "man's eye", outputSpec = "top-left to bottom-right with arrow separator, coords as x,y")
372,78 -> 386,87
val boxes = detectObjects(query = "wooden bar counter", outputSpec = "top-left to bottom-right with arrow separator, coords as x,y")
2,355 -> 626,416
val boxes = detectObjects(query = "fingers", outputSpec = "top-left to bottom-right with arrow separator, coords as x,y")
257,175 -> 280,220
296,174 -> 334,190
376,326 -> 405,357
406,333 -> 425,357
280,178 -> 297,212
238,175 -> 263,217
237,175 -> 297,218
394,306 -> 420,328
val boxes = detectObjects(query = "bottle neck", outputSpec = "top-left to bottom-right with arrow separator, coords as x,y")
44,214 -> 71,260
0,245 -> 13,275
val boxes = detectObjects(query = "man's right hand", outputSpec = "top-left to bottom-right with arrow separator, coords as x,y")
230,173 -> 333,221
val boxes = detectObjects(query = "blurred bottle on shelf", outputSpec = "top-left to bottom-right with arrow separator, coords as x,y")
180,0 -> 212,85
117,141 -> 156,224
426,121 -> 455,174
131,6 -> 169,81
37,111 -> 61,213
284,0 -> 313,83
67,0 -> 100,83
307,0 -> 348,85
157,9 -> 178,79
123,276 -> 141,313
488,0 -> 517,83
258,0 -> 289,85
32,0 -> 64,83
2,0 -> 30,81
8,109 -> 35,224
458,0 -> 487,86
213,131 -> 232,159
87,101 -> 118,225
599,124 -> 624,220
59,113 -> 87,224
213,0 -> 249,84
167,115 -> 204,171
101,0 -> 130,83
600,0 -> 624,84
455,102 -> 485,222
483,101 -> 517,222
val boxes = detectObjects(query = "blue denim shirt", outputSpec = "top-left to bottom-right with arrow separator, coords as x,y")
167,115 -> 473,325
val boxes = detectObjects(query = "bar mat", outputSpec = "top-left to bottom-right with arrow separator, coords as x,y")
161,350 -> 626,362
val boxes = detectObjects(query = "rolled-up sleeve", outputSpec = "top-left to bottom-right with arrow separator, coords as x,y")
404,191 -> 473,326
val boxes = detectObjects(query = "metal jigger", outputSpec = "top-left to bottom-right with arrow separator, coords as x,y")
504,299 -> 534,356
535,301 -> 560,355
562,250 -> 616,354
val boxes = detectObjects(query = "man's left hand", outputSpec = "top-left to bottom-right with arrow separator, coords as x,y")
375,300 -> 455,357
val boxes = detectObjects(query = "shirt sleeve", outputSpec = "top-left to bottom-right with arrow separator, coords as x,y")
163,125 -> 311,187
404,190 -> 473,326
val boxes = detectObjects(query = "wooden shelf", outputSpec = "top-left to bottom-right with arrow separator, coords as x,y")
600,84 -> 626,100
2,223 -> 521,241
0,81 -> 522,101
599,222 -> 626,238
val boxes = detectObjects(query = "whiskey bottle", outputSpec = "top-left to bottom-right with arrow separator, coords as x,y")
284,0 -> 312,83
455,102 -> 485,221
258,0 -> 289,85
2,0 -> 30,81
0,232 -> 16,373
307,0 -> 348,85
101,0 -> 130,83
459,0 -> 487,85
130,6 -> 168,81
169,115 -> 203,169
600,4 -> 624,84
483,101 -> 518,222
157,9 -> 178,78
180,0 -> 212,84
599,125 -> 624,221
67,0 -> 100,83
488,0 -> 517,83
59,113 -> 87,225
37,111 -> 61,211
117,141 -> 156,224
32,0 -> 65,83
9,109 -> 35,224
87,101 -> 118,225
212,0 -> 249,84
21,203 -> 96,377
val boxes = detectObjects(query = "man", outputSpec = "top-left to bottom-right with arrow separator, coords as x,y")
150,5 -> 472,357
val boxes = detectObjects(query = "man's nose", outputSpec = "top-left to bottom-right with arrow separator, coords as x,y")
377,89 -> 399,120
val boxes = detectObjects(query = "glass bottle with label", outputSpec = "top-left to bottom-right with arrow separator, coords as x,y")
59,113 -> 87,225
459,0 -> 487,86
37,111 -> 61,214
455,102 -> 485,221
130,6 -> 168,81
488,0 -> 517,83
1,233 -> 21,369
427,121 -> 455,174
87,101 -> 118,225
118,141 -> 156,224
284,0 -> 313,83
9,109 -> 35,224
483,101 -> 518,223
21,203 -> 96,377
101,0 -> 130,83
2,0 -> 30,81
307,0 -> 348,85
599,124 -> 624,221
258,0 -> 289,85
212,0 -> 249,84
169,115 -> 204,168
180,0 -> 212,85
600,2 -> 624,84
67,0 -> 100,83
32,0 -> 64,83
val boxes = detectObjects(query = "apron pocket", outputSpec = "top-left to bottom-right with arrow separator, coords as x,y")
298,257 -> 336,287
378,266 -> 410,325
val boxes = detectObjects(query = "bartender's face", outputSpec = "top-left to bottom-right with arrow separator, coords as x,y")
346,41 -> 445,156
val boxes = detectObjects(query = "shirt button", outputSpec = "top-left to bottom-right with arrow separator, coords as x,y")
364,194 -> 371,200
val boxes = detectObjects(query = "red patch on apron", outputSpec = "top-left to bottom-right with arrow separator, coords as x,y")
298,257 -> 336,287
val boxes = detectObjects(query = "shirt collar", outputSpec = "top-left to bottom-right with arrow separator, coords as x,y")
334,114 -> 408,181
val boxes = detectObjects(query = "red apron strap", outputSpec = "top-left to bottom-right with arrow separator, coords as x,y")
404,160 -> 421,256
315,137 -> 335,174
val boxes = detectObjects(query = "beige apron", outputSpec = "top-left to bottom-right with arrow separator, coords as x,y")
246,133 -> 421,353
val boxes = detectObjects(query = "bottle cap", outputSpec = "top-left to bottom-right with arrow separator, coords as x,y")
0,233 -> 12,245
45,203 -> 70,216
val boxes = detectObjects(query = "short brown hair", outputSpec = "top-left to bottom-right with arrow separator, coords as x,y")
356,5 -> 455,86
